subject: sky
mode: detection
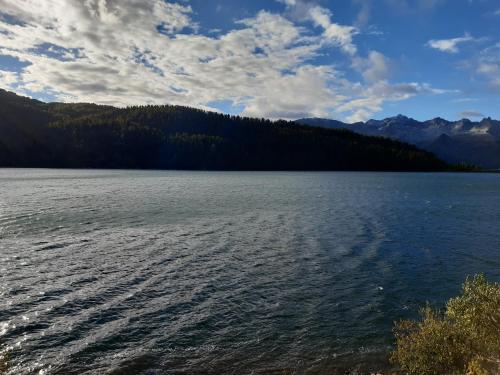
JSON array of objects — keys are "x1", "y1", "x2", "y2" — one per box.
[{"x1": 0, "y1": 0, "x2": 499, "y2": 122}]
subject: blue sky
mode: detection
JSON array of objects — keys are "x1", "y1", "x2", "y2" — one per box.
[{"x1": 0, "y1": 0, "x2": 499, "y2": 122}]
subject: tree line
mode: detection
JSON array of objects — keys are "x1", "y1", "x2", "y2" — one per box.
[{"x1": 0, "y1": 89, "x2": 448, "y2": 171}]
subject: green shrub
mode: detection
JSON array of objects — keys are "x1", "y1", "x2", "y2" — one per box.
[{"x1": 391, "y1": 275, "x2": 500, "y2": 375}]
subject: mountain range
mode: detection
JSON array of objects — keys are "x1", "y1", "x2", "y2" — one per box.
[
  {"x1": 298, "y1": 115, "x2": 500, "y2": 169},
  {"x1": 0, "y1": 89, "x2": 447, "y2": 171}
]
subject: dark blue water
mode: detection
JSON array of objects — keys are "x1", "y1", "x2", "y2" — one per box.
[{"x1": 1, "y1": 170, "x2": 499, "y2": 374}]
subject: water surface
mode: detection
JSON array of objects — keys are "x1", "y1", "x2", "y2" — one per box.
[{"x1": 1, "y1": 170, "x2": 500, "y2": 374}]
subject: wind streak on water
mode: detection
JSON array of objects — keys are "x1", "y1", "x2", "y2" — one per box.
[{"x1": 0, "y1": 169, "x2": 499, "y2": 374}]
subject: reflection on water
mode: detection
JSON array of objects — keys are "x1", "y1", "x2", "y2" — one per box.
[{"x1": 1, "y1": 169, "x2": 499, "y2": 374}]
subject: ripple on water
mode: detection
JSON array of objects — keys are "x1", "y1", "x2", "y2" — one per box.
[{"x1": 1, "y1": 170, "x2": 500, "y2": 374}]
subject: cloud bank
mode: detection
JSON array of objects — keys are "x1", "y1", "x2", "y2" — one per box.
[{"x1": 0, "y1": 0, "x2": 448, "y2": 121}]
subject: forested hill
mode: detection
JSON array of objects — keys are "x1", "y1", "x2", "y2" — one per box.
[{"x1": 0, "y1": 89, "x2": 448, "y2": 171}]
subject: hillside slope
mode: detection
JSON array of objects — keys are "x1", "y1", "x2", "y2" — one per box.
[{"x1": 0, "y1": 89, "x2": 447, "y2": 171}]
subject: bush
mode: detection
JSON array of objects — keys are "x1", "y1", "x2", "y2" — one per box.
[{"x1": 391, "y1": 275, "x2": 500, "y2": 375}]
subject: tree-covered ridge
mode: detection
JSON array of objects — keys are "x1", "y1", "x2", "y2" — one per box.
[{"x1": 0, "y1": 89, "x2": 448, "y2": 171}]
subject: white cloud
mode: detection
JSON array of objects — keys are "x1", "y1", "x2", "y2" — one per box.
[
  {"x1": 340, "y1": 81, "x2": 446, "y2": 122},
  {"x1": 477, "y1": 62, "x2": 500, "y2": 89},
  {"x1": 458, "y1": 110, "x2": 484, "y2": 119},
  {"x1": 426, "y1": 33, "x2": 475, "y2": 53},
  {"x1": 385, "y1": 0, "x2": 446, "y2": 12},
  {"x1": 278, "y1": 0, "x2": 358, "y2": 55},
  {"x1": 471, "y1": 44, "x2": 500, "y2": 90},
  {"x1": 452, "y1": 97, "x2": 478, "y2": 103},
  {"x1": 353, "y1": 50, "x2": 390, "y2": 82},
  {"x1": 454, "y1": 43, "x2": 500, "y2": 91},
  {"x1": 353, "y1": 0, "x2": 372, "y2": 28},
  {"x1": 308, "y1": 6, "x2": 358, "y2": 55},
  {"x1": 0, "y1": 0, "x2": 447, "y2": 121},
  {"x1": 0, "y1": 70, "x2": 20, "y2": 87}
]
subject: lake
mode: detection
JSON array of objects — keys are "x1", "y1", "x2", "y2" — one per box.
[{"x1": 1, "y1": 169, "x2": 499, "y2": 374}]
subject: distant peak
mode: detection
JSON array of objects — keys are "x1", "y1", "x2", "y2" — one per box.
[
  {"x1": 431, "y1": 117, "x2": 448, "y2": 122},
  {"x1": 365, "y1": 114, "x2": 412, "y2": 124},
  {"x1": 386, "y1": 114, "x2": 413, "y2": 122}
]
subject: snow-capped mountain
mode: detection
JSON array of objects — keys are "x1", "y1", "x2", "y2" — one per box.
[{"x1": 298, "y1": 116, "x2": 500, "y2": 169}]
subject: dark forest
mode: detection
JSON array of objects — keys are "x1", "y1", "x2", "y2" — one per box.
[{"x1": 0, "y1": 89, "x2": 448, "y2": 171}]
